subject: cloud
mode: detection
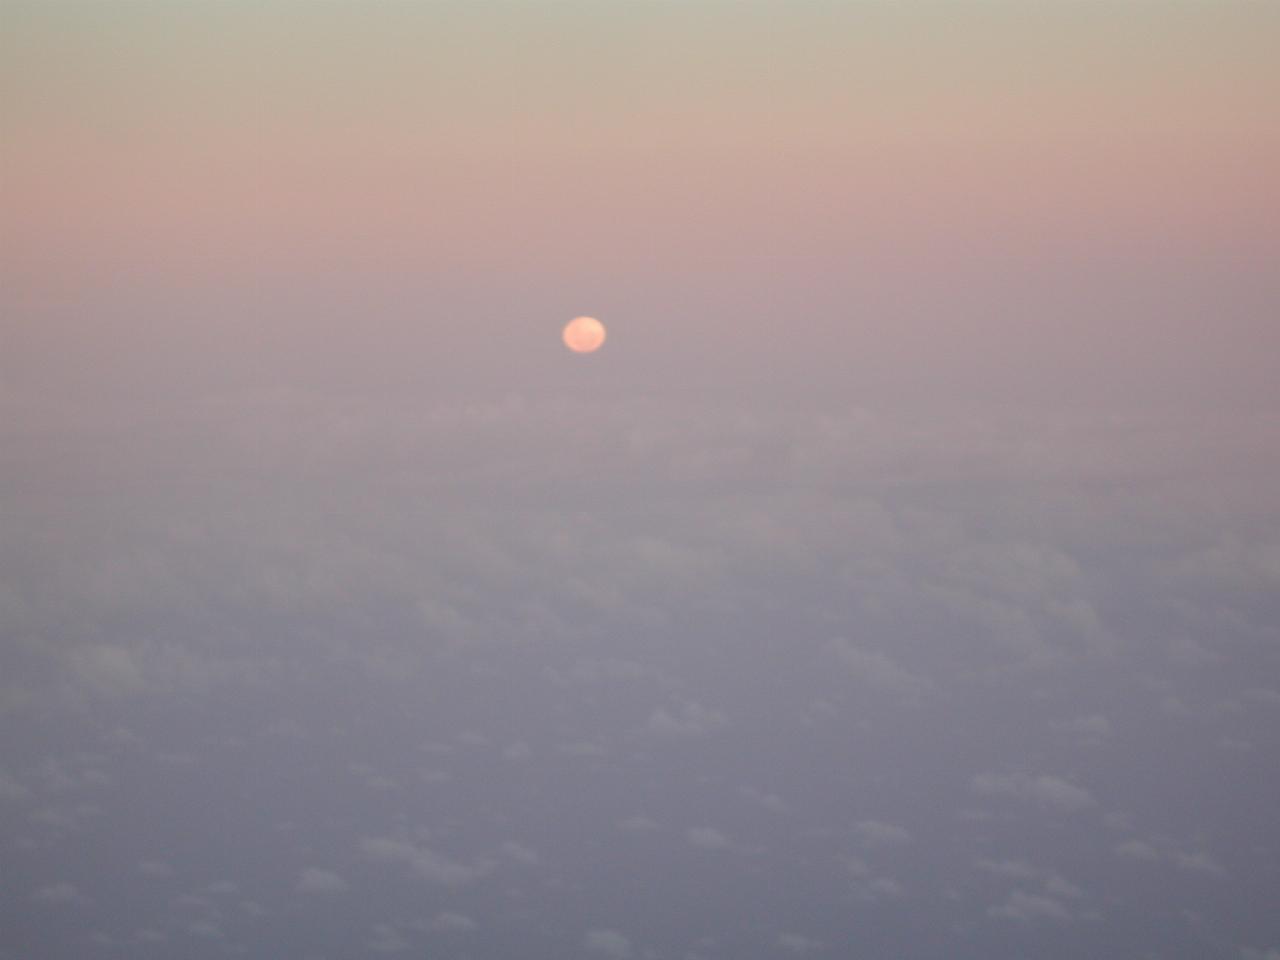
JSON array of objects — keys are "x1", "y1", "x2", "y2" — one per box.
[
  {"x1": 976, "y1": 859, "x2": 1083, "y2": 901},
  {"x1": 687, "y1": 826, "x2": 731, "y2": 850},
  {"x1": 618, "y1": 815, "x2": 659, "y2": 832},
  {"x1": 32, "y1": 882, "x2": 81, "y2": 904},
  {"x1": 360, "y1": 836, "x2": 490, "y2": 886},
  {"x1": 1112, "y1": 838, "x2": 1226, "y2": 876},
  {"x1": 503, "y1": 741, "x2": 533, "y2": 761},
  {"x1": 585, "y1": 928, "x2": 633, "y2": 958},
  {"x1": 552, "y1": 658, "x2": 656, "y2": 686},
  {"x1": 188, "y1": 919, "x2": 223, "y2": 938},
  {"x1": 1115, "y1": 839, "x2": 1161, "y2": 861},
  {"x1": 3, "y1": 368, "x2": 1277, "y2": 955},
  {"x1": 295, "y1": 868, "x2": 348, "y2": 894},
  {"x1": 1045, "y1": 874, "x2": 1083, "y2": 899},
  {"x1": 853, "y1": 820, "x2": 912, "y2": 847},
  {"x1": 559, "y1": 740, "x2": 609, "y2": 757},
  {"x1": 0, "y1": 770, "x2": 30, "y2": 801},
  {"x1": 1175, "y1": 851, "x2": 1226, "y2": 876},
  {"x1": 1053, "y1": 713, "x2": 1111, "y2": 739},
  {"x1": 368, "y1": 922, "x2": 410, "y2": 953},
  {"x1": 855, "y1": 880, "x2": 906, "y2": 901},
  {"x1": 31, "y1": 800, "x2": 103, "y2": 831},
  {"x1": 844, "y1": 857, "x2": 906, "y2": 901},
  {"x1": 975, "y1": 859, "x2": 1039, "y2": 879},
  {"x1": 501, "y1": 840, "x2": 538, "y2": 864},
  {"x1": 739, "y1": 786, "x2": 787, "y2": 813},
  {"x1": 66, "y1": 644, "x2": 144, "y2": 696},
  {"x1": 829, "y1": 639, "x2": 930, "y2": 697},
  {"x1": 778, "y1": 932, "x2": 824, "y2": 953},
  {"x1": 988, "y1": 890, "x2": 1071, "y2": 922},
  {"x1": 173, "y1": 893, "x2": 215, "y2": 911},
  {"x1": 1243, "y1": 688, "x2": 1280, "y2": 707},
  {"x1": 646, "y1": 701, "x2": 727, "y2": 738},
  {"x1": 969, "y1": 773, "x2": 1096, "y2": 812},
  {"x1": 426, "y1": 911, "x2": 477, "y2": 932}
]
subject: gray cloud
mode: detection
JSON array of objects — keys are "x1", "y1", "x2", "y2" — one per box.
[
  {"x1": 367, "y1": 922, "x2": 409, "y2": 953},
  {"x1": 778, "y1": 932, "x2": 825, "y2": 953},
  {"x1": 687, "y1": 826, "x2": 732, "y2": 850},
  {"x1": 969, "y1": 773, "x2": 1096, "y2": 813},
  {"x1": 425, "y1": 911, "x2": 477, "y2": 932},
  {"x1": 646, "y1": 701, "x2": 727, "y2": 738},
  {"x1": 988, "y1": 890, "x2": 1071, "y2": 922},
  {"x1": 852, "y1": 820, "x2": 913, "y2": 847},
  {"x1": 32, "y1": 882, "x2": 81, "y2": 905},
  {"x1": 584, "y1": 928, "x2": 633, "y2": 958},
  {"x1": 359, "y1": 837, "x2": 490, "y2": 886},
  {"x1": 295, "y1": 868, "x2": 348, "y2": 895},
  {"x1": 3, "y1": 364, "x2": 1277, "y2": 958}
]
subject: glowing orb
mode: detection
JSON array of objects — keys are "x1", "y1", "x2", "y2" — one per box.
[{"x1": 562, "y1": 316, "x2": 606, "y2": 354}]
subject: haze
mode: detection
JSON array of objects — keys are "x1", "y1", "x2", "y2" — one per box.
[{"x1": 2, "y1": 3, "x2": 1278, "y2": 958}]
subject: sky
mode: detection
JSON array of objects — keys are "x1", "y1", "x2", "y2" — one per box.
[{"x1": 2, "y1": 2, "x2": 1279, "y2": 958}]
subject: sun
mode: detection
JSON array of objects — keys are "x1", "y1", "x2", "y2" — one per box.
[{"x1": 562, "y1": 316, "x2": 606, "y2": 354}]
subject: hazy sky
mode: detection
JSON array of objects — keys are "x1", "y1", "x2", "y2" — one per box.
[{"x1": 2, "y1": 3, "x2": 1278, "y2": 958}]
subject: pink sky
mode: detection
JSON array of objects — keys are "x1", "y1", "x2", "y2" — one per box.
[{"x1": 3, "y1": 3, "x2": 1277, "y2": 407}]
